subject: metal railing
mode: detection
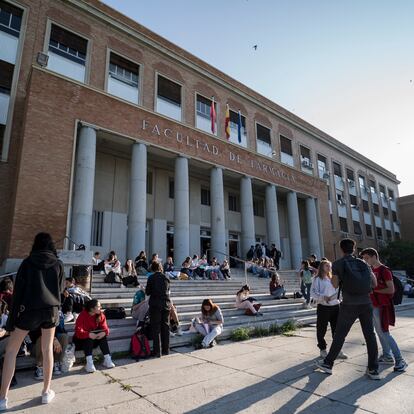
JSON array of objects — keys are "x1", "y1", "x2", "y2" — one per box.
[{"x1": 205, "y1": 249, "x2": 250, "y2": 285}]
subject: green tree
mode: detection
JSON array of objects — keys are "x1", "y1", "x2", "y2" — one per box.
[{"x1": 379, "y1": 241, "x2": 414, "y2": 276}]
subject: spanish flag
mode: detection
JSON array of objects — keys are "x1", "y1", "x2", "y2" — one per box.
[
  {"x1": 210, "y1": 97, "x2": 216, "y2": 134},
  {"x1": 225, "y1": 104, "x2": 231, "y2": 139}
]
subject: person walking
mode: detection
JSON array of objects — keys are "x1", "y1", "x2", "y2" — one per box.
[
  {"x1": 0, "y1": 233, "x2": 65, "y2": 410},
  {"x1": 316, "y1": 239, "x2": 379, "y2": 380},
  {"x1": 299, "y1": 260, "x2": 315, "y2": 308},
  {"x1": 361, "y1": 248, "x2": 408, "y2": 372},
  {"x1": 145, "y1": 261, "x2": 171, "y2": 357},
  {"x1": 311, "y1": 260, "x2": 347, "y2": 360}
]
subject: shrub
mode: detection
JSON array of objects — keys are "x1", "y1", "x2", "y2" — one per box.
[{"x1": 230, "y1": 327, "x2": 251, "y2": 341}]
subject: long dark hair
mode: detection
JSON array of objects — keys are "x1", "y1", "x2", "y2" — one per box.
[
  {"x1": 302, "y1": 260, "x2": 310, "y2": 271},
  {"x1": 201, "y1": 298, "x2": 218, "y2": 316},
  {"x1": 236, "y1": 284, "x2": 250, "y2": 295},
  {"x1": 31, "y1": 232, "x2": 56, "y2": 255},
  {"x1": 85, "y1": 299, "x2": 102, "y2": 323}
]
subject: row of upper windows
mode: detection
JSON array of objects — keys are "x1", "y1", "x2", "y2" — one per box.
[{"x1": 40, "y1": 22, "x2": 391, "y2": 183}]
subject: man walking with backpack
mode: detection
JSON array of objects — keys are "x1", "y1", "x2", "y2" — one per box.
[
  {"x1": 316, "y1": 239, "x2": 380, "y2": 379},
  {"x1": 361, "y1": 248, "x2": 408, "y2": 372}
]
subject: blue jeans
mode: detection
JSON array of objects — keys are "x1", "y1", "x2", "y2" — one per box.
[
  {"x1": 301, "y1": 282, "x2": 312, "y2": 304},
  {"x1": 373, "y1": 306, "x2": 402, "y2": 362}
]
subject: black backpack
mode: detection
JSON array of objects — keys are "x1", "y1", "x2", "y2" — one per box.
[
  {"x1": 104, "y1": 271, "x2": 121, "y2": 284},
  {"x1": 342, "y1": 256, "x2": 372, "y2": 295},
  {"x1": 379, "y1": 266, "x2": 404, "y2": 306},
  {"x1": 104, "y1": 307, "x2": 126, "y2": 319}
]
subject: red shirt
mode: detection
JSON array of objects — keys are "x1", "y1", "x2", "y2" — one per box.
[
  {"x1": 74, "y1": 309, "x2": 110, "y2": 339},
  {"x1": 370, "y1": 265, "x2": 393, "y2": 308}
]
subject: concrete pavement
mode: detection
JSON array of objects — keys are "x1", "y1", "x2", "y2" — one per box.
[{"x1": 4, "y1": 306, "x2": 414, "y2": 413}]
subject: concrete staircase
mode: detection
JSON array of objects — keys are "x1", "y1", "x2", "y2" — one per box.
[{"x1": 61, "y1": 268, "x2": 316, "y2": 354}]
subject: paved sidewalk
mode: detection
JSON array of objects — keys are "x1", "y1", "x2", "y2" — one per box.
[{"x1": 4, "y1": 306, "x2": 414, "y2": 413}]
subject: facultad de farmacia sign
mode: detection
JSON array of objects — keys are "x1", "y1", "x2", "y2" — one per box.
[{"x1": 140, "y1": 119, "x2": 297, "y2": 183}]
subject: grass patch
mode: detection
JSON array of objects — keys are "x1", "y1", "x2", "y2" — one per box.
[
  {"x1": 230, "y1": 320, "x2": 299, "y2": 342},
  {"x1": 230, "y1": 327, "x2": 251, "y2": 341}
]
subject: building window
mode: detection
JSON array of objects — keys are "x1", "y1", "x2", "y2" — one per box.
[
  {"x1": 353, "y1": 221, "x2": 362, "y2": 235},
  {"x1": 383, "y1": 207, "x2": 389, "y2": 218},
  {"x1": 333, "y1": 162, "x2": 342, "y2": 177},
  {"x1": 168, "y1": 178, "x2": 174, "y2": 199},
  {"x1": 0, "y1": 124, "x2": 5, "y2": 156},
  {"x1": 91, "y1": 210, "x2": 104, "y2": 246},
  {"x1": 388, "y1": 189, "x2": 394, "y2": 200},
  {"x1": 156, "y1": 75, "x2": 181, "y2": 121},
  {"x1": 346, "y1": 168, "x2": 356, "y2": 188},
  {"x1": 395, "y1": 232, "x2": 400, "y2": 240},
  {"x1": 256, "y1": 123, "x2": 271, "y2": 156},
  {"x1": 0, "y1": 1, "x2": 22, "y2": 38},
  {"x1": 369, "y1": 179, "x2": 376, "y2": 194},
  {"x1": 228, "y1": 109, "x2": 247, "y2": 147},
  {"x1": 147, "y1": 171, "x2": 153, "y2": 195},
  {"x1": 317, "y1": 154, "x2": 329, "y2": 179},
  {"x1": 339, "y1": 217, "x2": 348, "y2": 233},
  {"x1": 47, "y1": 24, "x2": 88, "y2": 82},
  {"x1": 253, "y1": 198, "x2": 264, "y2": 217},
  {"x1": 300, "y1": 146, "x2": 313, "y2": 173},
  {"x1": 201, "y1": 188, "x2": 211, "y2": 206},
  {"x1": 373, "y1": 203, "x2": 379, "y2": 215},
  {"x1": 386, "y1": 230, "x2": 392, "y2": 241},
  {"x1": 280, "y1": 135, "x2": 294, "y2": 166},
  {"x1": 0, "y1": 60, "x2": 13, "y2": 127},
  {"x1": 108, "y1": 52, "x2": 139, "y2": 104},
  {"x1": 392, "y1": 211, "x2": 397, "y2": 222},
  {"x1": 196, "y1": 94, "x2": 216, "y2": 135},
  {"x1": 376, "y1": 227, "x2": 383, "y2": 239},
  {"x1": 228, "y1": 193, "x2": 240, "y2": 212},
  {"x1": 349, "y1": 194, "x2": 358, "y2": 206},
  {"x1": 362, "y1": 199, "x2": 369, "y2": 212},
  {"x1": 366, "y1": 224, "x2": 373, "y2": 237},
  {"x1": 379, "y1": 184, "x2": 386, "y2": 200}
]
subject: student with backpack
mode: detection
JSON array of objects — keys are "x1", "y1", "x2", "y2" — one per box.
[
  {"x1": 361, "y1": 248, "x2": 408, "y2": 372},
  {"x1": 299, "y1": 260, "x2": 316, "y2": 309},
  {"x1": 145, "y1": 261, "x2": 171, "y2": 357},
  {"x1": 316, "y1": 239, "x2": 380, "y2": 380}
]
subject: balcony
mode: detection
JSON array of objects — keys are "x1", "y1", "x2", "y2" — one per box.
[
  {"x1": 281, "y1": 152, "x2": 294, "y2": 167},
  {"x1": 156, "y1": 96, "x2": 181, "y2": 121},
  {"x1": 363, "y1": 212, "x2": 372, "y2": 225},
  {"x1": 334, "y1": 175, "x2": 344, "y2": 191}
]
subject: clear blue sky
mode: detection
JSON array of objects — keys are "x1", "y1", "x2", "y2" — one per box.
[{"x1": 103, "y1": 0, "x2": 414, "y2": 196}]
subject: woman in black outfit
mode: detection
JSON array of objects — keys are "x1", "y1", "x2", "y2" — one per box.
[
  {"x1": 0, "y1": 233, "x2": 65, "y2": 409},
  {"x1": 145, "y1": 261, "x2": 171, "y2": 357}
]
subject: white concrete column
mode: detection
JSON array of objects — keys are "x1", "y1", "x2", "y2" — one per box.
[
  {"x1": 265, "y1": 184, "x2": 281, "y2": 249},
  {"x1": 70, "y1": 126, "x2": 96, "y2": 248},
  {"x1": 240, "y1": 176, "x2": 255, "y2": 257},
  {"x1": 287, "y1": 191, "x2": 303, "y2": 269},
  {"x1": 210, "y1": 167, "x2": 226, "y2": 262},
  {"x1": 306, "y1": 197, "x2": 322, "y2": 259},
  {"x1": 127, "y1": 142, "x2": 147, "y2": 259},
  {"x1": 174, "y1": 156, "x2": 190, "y2": 264}
]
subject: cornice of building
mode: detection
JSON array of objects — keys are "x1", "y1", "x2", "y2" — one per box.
[{"x1": 63, "y1": 0, "x2": 399, "y2": 184}]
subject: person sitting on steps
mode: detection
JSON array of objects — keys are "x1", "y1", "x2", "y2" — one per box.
[
  {"x1": 269, "y1": 273, "x2": 287, "y2": 299},
  {"x1": 235, "y1": 285, "x2": 263, "y2": 316},
  {"x1": 72, "y1": 299, "x2": 115, "y2": 373},
  {"x1": 121, "y1": 259, "x2": 139, "y2": 287},
  {"x1": 194, "y1": 299, "x2": 224, "y2": 348}
]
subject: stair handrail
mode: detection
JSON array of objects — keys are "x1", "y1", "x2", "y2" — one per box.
[
  {"x1": 55, "y1": 235, "x2": 81, "y2": 250},
  {"x1": 205, "y1": 249, "x2": 250, "y2": 285}
]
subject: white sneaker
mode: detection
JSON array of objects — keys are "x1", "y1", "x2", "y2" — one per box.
[
  {"x1": 41, "y1": 389, "x2": 55, "y2": 404},
  {"x1": 85, "y1": 360, "x2": 96, "y2": 373},
  {"x1": 176, "y1": 326, "x2": 183, "y2": 336},
  {"x1": 72, "y1": 312, "x2": 79, "y2": 322},
  {"x1": 64, "y1": 312, "x2": 74, "y2": 323},
  {"x1": 103, "y1": 356, "x2": 115, "y2": 369},
  {"x1": 0, "y1": 398, "x2": 8, "y2": 411},
  {"x1": 320, "y1": 349, "x2": 328, "y2": 358},
  {"x1": 338, "y1": 351, "x2": 348, "y2": 360}
]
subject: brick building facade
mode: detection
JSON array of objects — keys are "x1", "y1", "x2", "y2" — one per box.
[{"x1": 0, "y1": 0, "x2": 401, "y2": 272}]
